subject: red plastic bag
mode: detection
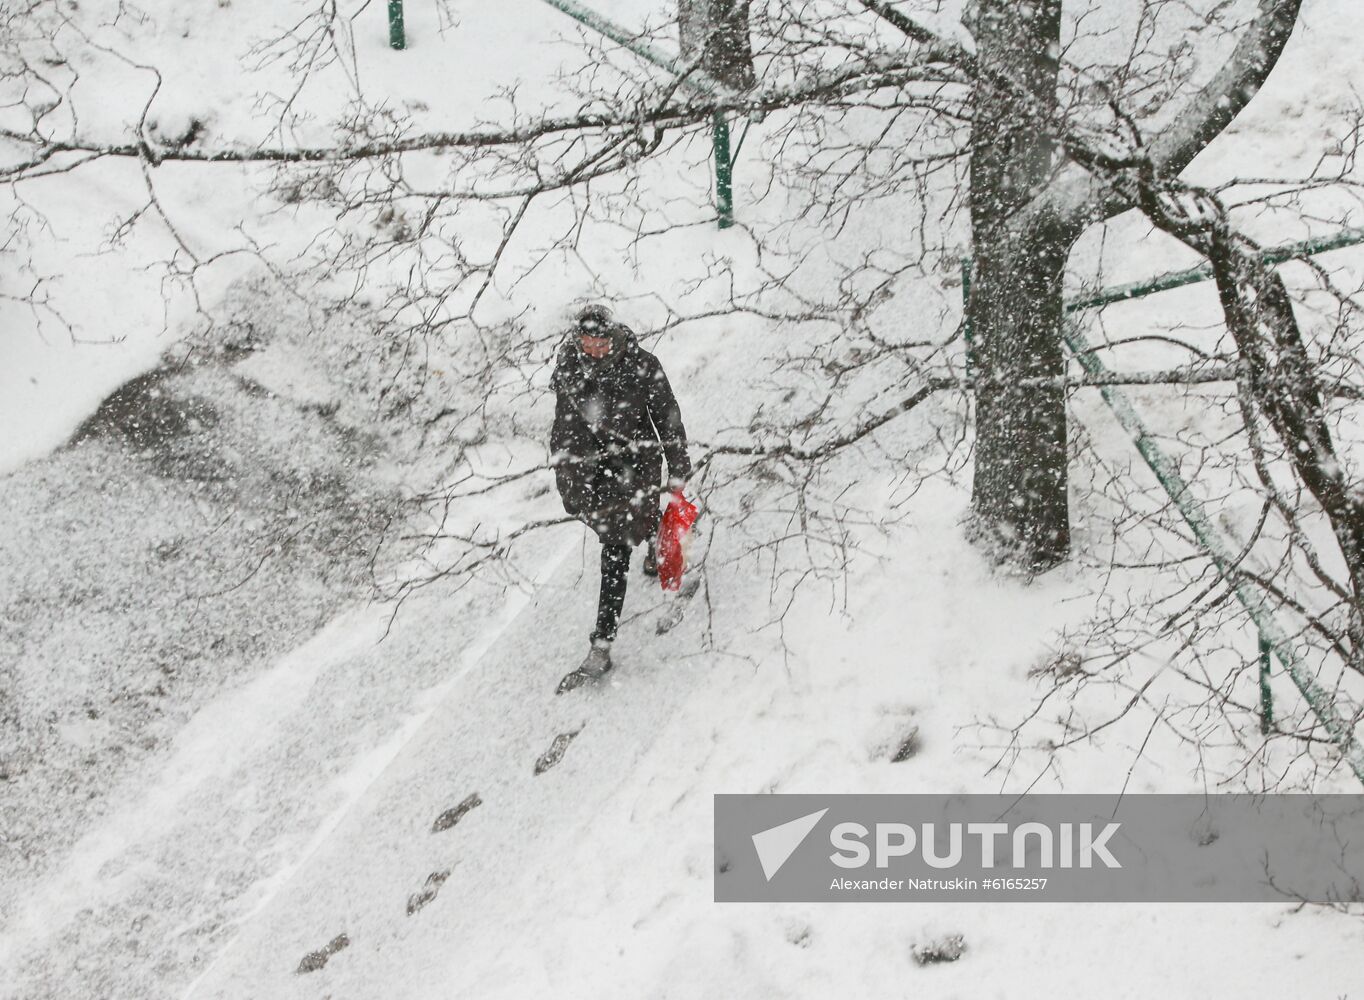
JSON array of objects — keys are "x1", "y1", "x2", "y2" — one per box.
[{"x1": 656, "y1": 491, "x2": 699, "y2": 591}]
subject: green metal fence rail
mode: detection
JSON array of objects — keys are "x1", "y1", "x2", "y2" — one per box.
[
  {"x1": 1063, "y1": 318, "x2": 1364, "y2": 784},
  {"x1": 1064, "y1": 226, "x2": 1364, "y2": 758},
  {"x1": 965, "y1": 227, "x2": 1364, "y2": 355},
  {"x1": 537, "y1": 0, "x2": 725, "y2": 92},
  {"x1": 959, "y1": 227, "x2": 1364, "y2": 781},
  {"x1": 1066, "y1": 225, "x2": 1364, "y2": 313},
  {"x1": 534, "y1": 0, "x2": 739, "y2": 228}
]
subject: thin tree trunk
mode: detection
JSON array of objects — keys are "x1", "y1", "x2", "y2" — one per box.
[
  {"x1": 966, "y1": 0, "x2": 1075, "y2": 571},
  {"x1": 679, "y1": 0, "x2": 754, "y2": 90}
]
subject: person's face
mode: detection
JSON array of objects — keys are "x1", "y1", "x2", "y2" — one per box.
[{"x1": 579, "y1": 333, "x2": 612, "y2": 359}]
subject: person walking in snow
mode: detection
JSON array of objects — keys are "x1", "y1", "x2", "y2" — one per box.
[{"x1": 550, "y1": 304, "x2": 691, "y2": 691}]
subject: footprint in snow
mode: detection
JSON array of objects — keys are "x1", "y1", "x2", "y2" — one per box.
[
  {"x1": 913, "y1": 933, "x2": 966, "y2": 965},
  {"x1": 655, "y1": 576, "x2": 702, "y2": 635},
  {"x1": 866, "y1": 705, "x2": 921, "y2": 762},
  {"x1": 406, "y1": 870, "x2": 451, "y2": 916},
  {"x1": 432, "y1": 792, "x2": 482, "y2": 833},
  {"x1": 534, "y1": 729, "x2": 581, "y2": 775},
  {"x1": 296, "y1": 933, "x2": 349, "y2": 974},
  {"x1": 890, "y1": 725, "x2": 921, "y2": 762}
]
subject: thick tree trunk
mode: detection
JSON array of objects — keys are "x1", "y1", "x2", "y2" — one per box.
[
  {"x1": 968, "y1": 226, "x2": 1073, "y2": 570},
  {"x1": 678, "y1": 0, "x2": 755, "y2": 90},
  {"x1": 966, "y1": 0, "x2": 1075, "y2": 572}
]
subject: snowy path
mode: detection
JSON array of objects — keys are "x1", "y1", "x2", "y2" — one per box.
[
  {"x1": 181, "y1": 537, "x2": 730, "y2": 998},
  {"x1": 0, "y1": 525, "x2": 581, "y2": 998},
  {"x1": 1, "y1": 520, "x2": 732, "y2": 1000}
]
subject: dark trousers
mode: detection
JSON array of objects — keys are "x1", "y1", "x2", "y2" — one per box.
[{"x1": 591, "y1": 542, "x2": 632, "y2": 643}]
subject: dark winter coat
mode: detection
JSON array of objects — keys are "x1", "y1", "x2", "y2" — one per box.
[{"x1": 550, "y1": 327, "x2": 692, "y2": 547}]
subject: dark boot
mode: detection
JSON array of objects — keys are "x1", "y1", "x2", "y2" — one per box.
[
  {"x1": 578, "y1": 638, "x2": 613, "y2": 677},
  {"x1": 556, "y1": 639, "x2": 613, "y2": 694}
]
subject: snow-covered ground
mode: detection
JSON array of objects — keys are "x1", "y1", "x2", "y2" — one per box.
[{"x1": 4, "y1": 1, "x2": 1364, "y2": 998}]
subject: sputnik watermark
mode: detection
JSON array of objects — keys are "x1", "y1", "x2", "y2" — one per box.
[
  {"x1": 827, "y1": 819, "x2": 1122, "y2": 870},
  {"x1": 715, "y1": 794, "x2": 1364, "y2": 902}
]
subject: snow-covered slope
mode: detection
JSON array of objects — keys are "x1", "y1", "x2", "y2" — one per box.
[
  {"x1": 9, "y1": 454, "x2": 1361, "y2": 999},
  {"x1": 5, "y1": 0, "x2": 1364, "y2": 998}
]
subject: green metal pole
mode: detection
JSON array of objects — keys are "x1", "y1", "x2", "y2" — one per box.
[
  {"x1": 713, "y1": 112, "x2": 733, "y2": 229},
  {"x1": 960, "y1": 257, "x2": 974, "y2": 376},
  {"x1": 388, "y1": 0, "x2": 405, "y2": 50},
  {"x1": 1259, "y1": 634, "x2": 1274, "y2": 736}
]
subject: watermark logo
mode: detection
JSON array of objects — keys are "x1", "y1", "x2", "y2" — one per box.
[
  {"x1": 827, "y1": 820, "x2": 1122, "y2": 870},
  {"x1": 716, "y1": 794, "x2": 1364, "y2": 903},
  {"x1": 753, "y1": 808, "x2": 827, "y2": 880}
]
